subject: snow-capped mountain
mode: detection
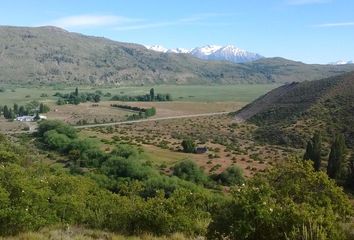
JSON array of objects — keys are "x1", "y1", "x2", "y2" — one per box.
[
  {"x1": 145, "y1": 44, "x2": 264, "y2": 63},
  {"x1": 330, "y1": 60, "x2": 354, "y2": 65},
  {"x1": 146, "y1": 45, "x2": 168, "y2": 53}
]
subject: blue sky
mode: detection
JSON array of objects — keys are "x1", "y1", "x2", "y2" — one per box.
[{"x1": 0, "y1": 0, "x2": 353, "y2": 63}]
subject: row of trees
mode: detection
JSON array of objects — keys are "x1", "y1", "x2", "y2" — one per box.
[
  {"x1": 1, "y1": 102, "x2": 49, "y2": 119},
  {"x1": 111, "y1": 88, "x2": 172, "y2": 102},
  {"x1": 55, "y1": 87, "x2": 101, "y2": 105},
  {"x1": 303, "y1": 132, "x2": 353, "y2": 188},
  {"x1": 111, "y1": 104, "x2": 157, "y2": 120}
]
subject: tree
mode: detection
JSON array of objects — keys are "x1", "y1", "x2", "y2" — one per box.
[
  {"x1": 39, "y1": 103, "x2": 50, "y2": 113},
  {"x1": 93, "y1": 94, "x2": 101, "y2": 103},
  {"x1": 327, "y1": 134, "x2": 346, "y2": 179},
  {"x1": 34, "y1": 112, "x2": 40, "y2": 121},
  {"x1": 303, "y1": 141, "x2": 313, "y2": 160},
  {"x1": 3, "y1": 105, "x2": 9, "y2": 118},
  {"x1": 312, "y1": 132, "x2": 322, "y2": 171},
  {"x1": 217, "y1": 166, "x2": 244, "y2": 186},
  {"x1": 13, "y1": 103, "x2": 18, "y2": 115},
  {"x1": 181, "y1": 139, "x2": 196, "y2": 153},
  {"x1": 18, "y1": 106, "x2": 26, "y2": 116},
  {"x1": 303, "y1": 132, "x2": 322, "y2": 171},
  {"x1": 150, "y1": 88, "x2": 155, "y2": 101},
  {"x1": 172, "y1": 160, "x2": 207, "y2": 184},
  {"x1": 75, "y1": 87, "x2": 79, "y2": 97}
]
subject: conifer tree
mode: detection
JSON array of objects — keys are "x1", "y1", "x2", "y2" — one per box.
[
  {"x1": 150, "y1": 88, "x2": 155, "y2": 101},
  {"x1": 303, "y1": 132, "x2": 322, "y2": 171},
  {"x1": 327, "y1": 134, "x2": 346, "y2": 179},
  {"x1": 312, "y1": 132, "x2": 322, "y2": 171}
]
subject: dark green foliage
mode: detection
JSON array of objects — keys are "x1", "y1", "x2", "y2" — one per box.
[
  {"x1": 55, "y1": 89, "x2": 101, "y2": 105},
  {"x1": 303, "y1": 132, "x2": 322, "y2": 171},
  {"x1": 43, "y1": 130, "x2": 71, "y2": 152},
  {"x1": 207, "y1": 160, "x2": 353, "y2": 240},
  {"x1": 111, "y1": 89, "x2": 172, "y2": 102},
  {"x1": 172, "y1": 160, "x2": 207, "y2": 184},
  {"x1": 39, "y1": 103, "x2": 50, "y2": 113},
  {"x1": 215, "y1": 166, "x2": 244, "y2": 186},
  {"x1": 303, "y1": 141, "x2": 313, "y2": 160},
  {"x1": 38, "y1": 120, "x2": 77, "y2": 138},
  {"x1": 181, "y1": 139, "x2": 196, "y2": 153},
  {"x1": 111, "y1": 104, "x2": 156, "y2": 120},
  {"x1": 34, "y1": 112, "x2": 40, "y2": 121},
  {"x1": 150, "y1": 88, "x2": 155, "y2": 101},
  {"x1": 327, "y1": 134, "x2": 346, "y2": 179}
]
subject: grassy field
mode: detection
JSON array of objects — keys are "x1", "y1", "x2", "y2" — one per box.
[{"x1": 0, "y1": 84, "x2": 279, "y2": 105}]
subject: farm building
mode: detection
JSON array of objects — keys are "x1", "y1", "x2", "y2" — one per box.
[{"x1": 15, "y1": 115, "x2": 47, "y2": 122}]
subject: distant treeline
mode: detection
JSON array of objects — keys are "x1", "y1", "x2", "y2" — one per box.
[
  {"x1": 55, "y1": 87, "x2": 101, "y2": 105},
  {"x1": 111, "y1": 104, "x2": 156, "y2": 120},
  {"x1": 0, "y1": 101, "x2": 49, "y2": 119},
  {"x1": 111, "y1": 88, "x2": 172, "y2": 102}
]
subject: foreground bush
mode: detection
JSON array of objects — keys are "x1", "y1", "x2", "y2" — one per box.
[{"x1": 207, "y1": 160, "x2": 353, "y2": 240}]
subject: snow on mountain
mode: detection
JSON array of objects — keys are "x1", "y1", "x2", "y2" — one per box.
[
  {"x1": 189, "y1": 45, "x2": 223, "y2": 59},
  {"x1": 145, "y1": 45, "x2": 168, "y2": 53},
  {"x1": 146, "y1": 44, "x2": 263, "y2": 63},
  {"x1": 167, "y1": 48, "x2": 190, "y2": 54},
  {"x1": 330, "y1": 60, "x2": 354, "y2": 65}
]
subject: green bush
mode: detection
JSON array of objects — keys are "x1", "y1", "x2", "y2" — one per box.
[
  {"x1": 207, "y1": 160, "x2": 353, "y2": 240},
  {"x1": 173, "y1": 160, "x2": 207, "y2": 185},
  {"x1": 216, "y1": 165, "x2": 244, "y2": 186}
]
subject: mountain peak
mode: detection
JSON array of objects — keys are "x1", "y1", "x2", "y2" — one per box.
[{"x1": 146, "y1": 44, "x2": 264, "y2": 63}]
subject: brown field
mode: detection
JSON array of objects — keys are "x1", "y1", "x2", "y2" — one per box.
[{"x1": 81, "y1": 114, "x2": 299, "y2": 177}]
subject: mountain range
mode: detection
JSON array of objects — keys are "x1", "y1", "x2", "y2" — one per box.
[
  {"x1": 1, "y1": 25, "x2": 354, "y2": 86},
  {"x1": 146, "y1": 44, "x2": 264, "y2": 63}
]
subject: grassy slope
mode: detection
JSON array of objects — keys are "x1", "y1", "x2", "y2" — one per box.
[
  {"x1": 1, "y1": 26, "x2": 354, "y2": 85},
  {"x1": 236, "y1": 72, "x2": 354, "y2": 148}
]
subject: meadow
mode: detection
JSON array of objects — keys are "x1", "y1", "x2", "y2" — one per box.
[{"x1": 0, "y1": 84, "x2": 279, "y2": 105}]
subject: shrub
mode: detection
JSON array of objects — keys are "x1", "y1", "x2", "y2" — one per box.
[{"x1": 172, "y1": 160, "x2": 207, "y2": 184}]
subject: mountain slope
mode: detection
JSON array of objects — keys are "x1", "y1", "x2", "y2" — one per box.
[
  {"x1": 236, "y1": 72, "x2": 354, "y2": 147},
  {"x1": 1, "y1": 26, "x2": 354, "y2": 85}
]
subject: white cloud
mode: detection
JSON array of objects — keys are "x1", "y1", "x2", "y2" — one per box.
[
  {"x1": 313, "y1": 21, "x2": 354, "y2": 27},
  {"x1": 287, "y1": 0, "x2": 331, "y2": 5},
  {"x1": 45, "y1": 13, "x2": 230, "y2": 31},
  {"x1": 48, "y1": 14, "x2": 141, "y2": 28}
]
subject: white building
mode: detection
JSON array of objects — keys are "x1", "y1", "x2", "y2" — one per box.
[
  {"x1": 15, "y1": 115, "x2": 47, "y2": 122},
  {"x1": 15, "y1": 116, "x2": 35, "y2": 122}
]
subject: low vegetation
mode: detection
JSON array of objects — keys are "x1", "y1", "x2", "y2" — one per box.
[{"x1": 0, "y1": 120, "x2": 353, "y2": 239}]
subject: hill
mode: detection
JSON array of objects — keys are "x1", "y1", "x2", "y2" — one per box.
[
  {"x1": 1, "y1": 26, "x2": 354, "y2": 85},
  {"x1": 236, "y1": 72, "x2": 354, "y2": 147}
]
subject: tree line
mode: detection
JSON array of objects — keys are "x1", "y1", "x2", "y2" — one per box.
[
  {"x1": 0, "y1": 102, "x2": 50, "y2": 119},
  {"x1": 111, "y1": 104, "x2": 156, "y2": 120},
  {"x1": 111, "y1": 88, "x2": 172, "y2": 102},
  {"x1": 55, "y1": 87, "x2": 101, "y2": 105}
]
